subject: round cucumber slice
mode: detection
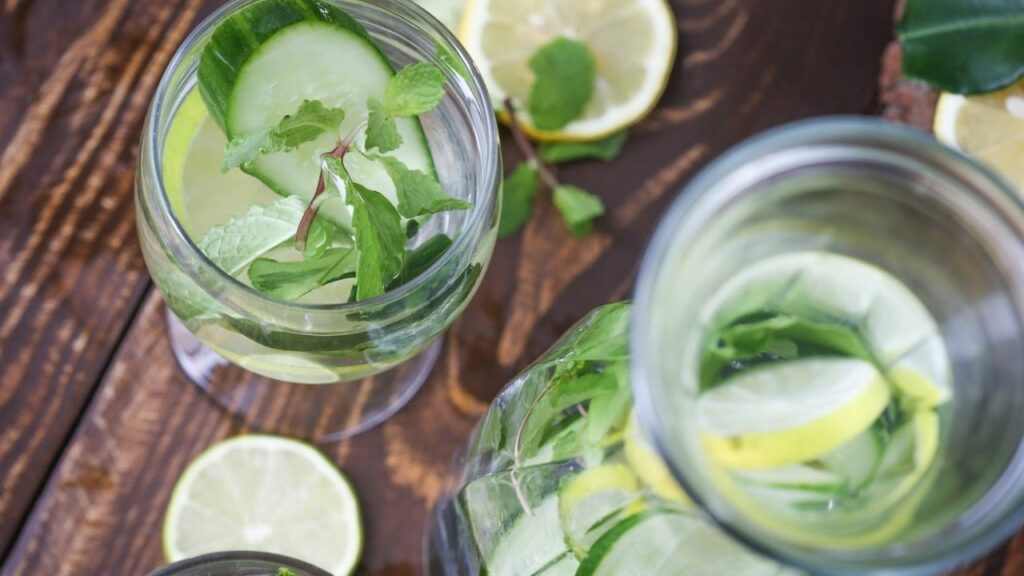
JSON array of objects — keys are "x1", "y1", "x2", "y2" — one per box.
[
  {"x1": 485, "y1": 496, "x2": 571, "y2": 576},
  {"x1": 199, "y1": 0, "x2": 437, "y2": 229},
  {"x1": 577, "y1": 510, "x2": 786, "y2": 576}
]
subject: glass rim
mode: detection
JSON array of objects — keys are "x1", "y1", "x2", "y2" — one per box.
[
  {"x1": 630, "y1": 116, "x2": 1024, "y2": 574},
  {"x1": 145, "y1": 0, "x2": 499, "y2": 313},
  {"x1": 147, "y1": 551, "x2": 334, "y2": 576}
]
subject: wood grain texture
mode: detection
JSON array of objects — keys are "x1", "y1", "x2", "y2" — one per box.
[
  {"x1": 0, "y1": 0, "x2": 212, "y2": 556},
  {"x1": 2, "y1": 0, "x2": 1018, "y2": 574}
]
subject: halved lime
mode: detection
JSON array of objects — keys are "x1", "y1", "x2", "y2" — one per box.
[{"x1": 163, "y1": 435, "x2": 362, "y2": 575}]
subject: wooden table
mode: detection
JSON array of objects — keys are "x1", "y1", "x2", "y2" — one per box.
[{"x1": 1, "y1": 0, "x2": 1021, "y2": 574}]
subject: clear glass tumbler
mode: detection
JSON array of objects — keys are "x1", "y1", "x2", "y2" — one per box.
[
  {"x1": 136, "y1": 0, "x2": 499, "y2": 441},
  {"x1": 428, "y1": 118, "x2": 1024, "y2": 576},
  {"x1": 148, "y1": 551, "x2": 331, "y2": 576},
  {"x1": 632, "y1": 117, "x2": 1024, "y2": 574}
]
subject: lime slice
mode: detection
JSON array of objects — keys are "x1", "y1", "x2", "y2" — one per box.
[
  {"x1": 459, "y1": 0, "x2": 676, "y2": 140},
  {"x1": 623, "y1": 416, "x2": 691, "y2": 505},
  {"x1": 934, "y1": 79, "x2": 1024, "y2": 191},
  {"x1": 162, "y1": 90, "x2": 208, "y2": 235},
  {"x1": 558, "y1": 464, "x2": 642, "y2": 557},
  {"x1": 699, "y1": 358, "x2": 891, "y2": 470},
  {"x1": 163, "y1": 435, "x2": 362, "y2": 575}
]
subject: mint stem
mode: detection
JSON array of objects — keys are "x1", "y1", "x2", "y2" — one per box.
[
  {"x1": 504, "y1": 98, "x2": 560, "y2": 191},
  {"x1": 294, "y1": 121, "x2": 368, "y2": 249}
]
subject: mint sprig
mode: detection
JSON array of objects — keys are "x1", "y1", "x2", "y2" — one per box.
[
  {"x1": 223, "y1": 100, "x2": 345, "y2": 171},
  {"x1": 539, "y1": 131, "x2": 627, "y2": 164},
  {"x1": 500, "y1": 99, "x2": 605, "y2": 237}
]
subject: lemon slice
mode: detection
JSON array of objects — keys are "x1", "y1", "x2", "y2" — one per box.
[
  {"x1": 459, "y1": 0, "x2": 676, "y2": 140},
  {"x1": 699, "y1": 358, "x2": 891, "y2": 470},
  {"x1": 558, "y1": 464, "x2": 643, "y2": 557},
  {"x1": 163, "y1": 435, "x2": 362, "y2": 575},
  {"x1": 934, "y1": 79, "x2": 1024, "y2": 192},
  {"x1": 623, "y1": 416, "x2": 691, "y2": 505}
]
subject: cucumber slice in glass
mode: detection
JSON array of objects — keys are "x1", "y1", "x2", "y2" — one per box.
[
  {"x1": 199, "y1": 0, "x2": 437, "y2": 230},
  {"x1": 577, "y1": 510, "x2": 787, "y2": 576}
]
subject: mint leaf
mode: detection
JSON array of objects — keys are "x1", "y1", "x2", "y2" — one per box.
[
  {"x1": 277, "y1": 569, "x2": 299, "y2": 576},
  {"x1": 273, "y1": 99, "x2": 345, "y2": 146},
  {"x1": 375, "y1": 155, "x2": 471, "y2": 218},
  {"x1": 498, "y1": 162, "x2": 540, "y2": 238},
  {"x1": 222, "y1": 128, "x2": 273, "y2": 171},
  {"x1": 348, "y1": 182, "x2": 405, "y2": 300},
  {"x1": 365, "y1": 97, "x2": 403, "y2": 153},
  {"x1": 198, "y1": 196, "x2": 317, "y2": 274},
  {"x1": 539, "y1": 131, "x2": 627, "y2": 164},
  {"x1": 222, "y1": 99, "x2": 344, "y2": 171},
  {"x1": 700, "y1": 312, "x2": 872, "y2": 392},
  {"x1": 553, "y1": 185, "x2": 604, "y2": 236},
  {"x1": 383, "y1": 63, "x2": 447, "y2": 117},
  {"x1": 303, "y1": 213, "x2": 335, "y2": 259},
  {"x1": 898, "y1": 0, "x2": 1024, "y2": 94},
  {"x1": 248, "y1": 247, "x2": 357, "y2": 300},
  {"x1": 528, "y1": 38, "x2": 595, "y2": 131},
  {"x1": 389, "y1": 233, "x2": 453, "y2": 288}
]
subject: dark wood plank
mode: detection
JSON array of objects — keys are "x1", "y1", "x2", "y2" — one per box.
[
  {"x1": 0, "y1": 0, "x2": 919, "y2": 574},
  {"x1": 0, "y1": 0, "x2": 219, "y2": 556}
]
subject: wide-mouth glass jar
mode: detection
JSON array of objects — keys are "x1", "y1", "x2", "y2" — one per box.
[
  {"x1": 136, "y1": 0, "x2": 499, "y2": 441},
  {"x1": 148, "y1": 551, "x2": 332, "y2": 576},
  {"x1": 633, "y1": 118, "x2": 1024, "y2": 574},
  {"x1": 428, "y1": 118, "x2": 1024, "y2": 576}
]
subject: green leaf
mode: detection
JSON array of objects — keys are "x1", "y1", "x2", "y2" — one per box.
[
  {"x1": 277, "y1": 569, "x2": 299, "y2": 576},
  {"x1": 700, "y1": 312, "x2": 872, "y2": 392},
  {"x1": 248, "y1": 247, "x2": 357, "y2": 301},
  {"x1": 302, "y1": 214, "x2": 335, "y2": 260},
  {"x1": 539, "y1": 131, "x2": 627, "y2": 164},
  {"x1": 365, "y1": 97, "x2": 403, "y2": 153},
  {"x1": 383, "y1": 62, "x2": 447, "y2": 116},
  {"x1": 898, "y1": 0, "x2": 1024, "y2": 94},
  {"x1": 222, "y1": 128, "x2": 272, "y2": 171},
  {"x1": 348, "y1": 182, "x2": 406, "y2": 300},
  {"x1": 527, "y1": 37, "x2": 595, "y2": 131},
  {"x1": 498, "y1": 162, "x2": 540, "y2": 238},
  {"x1": 389, "y1": 233, "x2": 453, "y2": 288},
  {"x1": 553, "y1": 185, "x2": 604, "y2": 236},
  {"x1": 198, "y1": 195, "x2": 313, "y2": 274},
  {"x1": 222, "y1": 99, "x2": 345, "y2": 170},
  {"x1": 375, "y1": 155, "x2": 471, "y2": 218}
]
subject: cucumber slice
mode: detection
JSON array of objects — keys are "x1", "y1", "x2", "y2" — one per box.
[
  {"x1": 557, "y1": 464, "x2": 641, "y2": 558},
  {"x1": 577, "y1": 510, "x2": 787, "y2": 576},
  {"x1": 199, "y1": 0, "x2": 437, "y2": 229},
  {"x1": 485, "y1": 496, "x2": 571, "y2": 576},
  {"x1": 536, "y1": 552, "x2": 580, "y2": 576},
  {"x1": 819, "y1": 427, "x2": 883, "y2": 490}
]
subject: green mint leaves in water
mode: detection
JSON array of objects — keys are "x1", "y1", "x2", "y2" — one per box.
[
  {"x1": 898, "y1": 0, "x2": 1024, "y2": 94},
  {"x1": 201, "y1": 63, "x2": 468, "y2": 302},
  {"x1": 499, "y1": 37, "x2": 617, "y2": 238},
  {"x1": 365, "y1": 63, "x2": 446, "y2": 153},
  {"x1": 223, "y1": 100, "x2": 346, "y2": 171}
]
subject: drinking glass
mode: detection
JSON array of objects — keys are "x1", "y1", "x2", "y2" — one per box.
[
  {"x1": 148, "y1": 551, "x2": 331, "y2": 576},
  {"x1": 136, "y1": 0, "x2": 499, "y2": 441}
]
